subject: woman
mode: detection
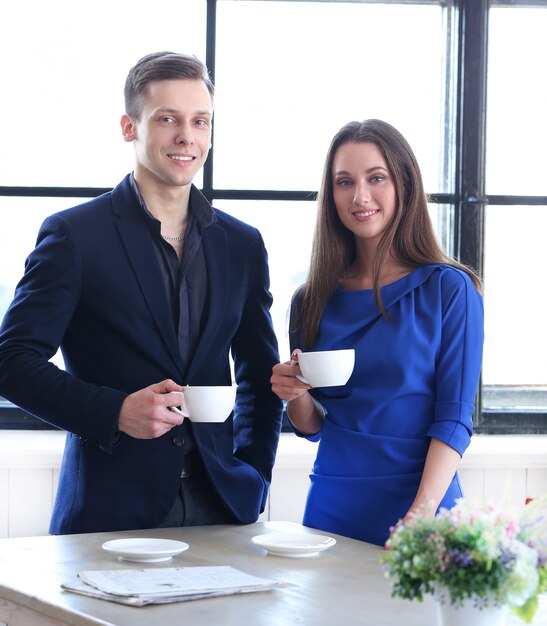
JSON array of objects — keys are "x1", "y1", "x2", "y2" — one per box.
[{"x1": 271, "y1": 119, "x2": 484, "y2": 546}]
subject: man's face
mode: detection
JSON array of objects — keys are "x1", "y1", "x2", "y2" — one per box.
[{"x1": 121, "y1": 78, "x2": 213, "y2": 191}]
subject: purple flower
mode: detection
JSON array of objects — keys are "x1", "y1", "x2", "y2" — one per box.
[{"x1": 447, "y1": 549, "x2": 474, "y2": 568}]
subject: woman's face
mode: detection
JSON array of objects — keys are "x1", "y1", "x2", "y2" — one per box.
[{"x1": 332, "y1": 141, "x2": 397, "y2": 246}]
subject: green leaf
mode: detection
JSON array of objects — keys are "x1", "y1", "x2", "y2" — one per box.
[{"x1": 511, "y1": 595, "x2": 538, "y2": 624}]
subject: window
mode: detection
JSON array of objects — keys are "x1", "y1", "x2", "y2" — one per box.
[
  {"x1": 483, "y1": 3, "x2": 547, "y2": 429},
  {"x1": 480, "y1": 3, "x2": 547, "y2": 428},
  {"x1": 213, "y1": 1, "x2": 450, "y2": 192},
  {"x1": 0, "y1": 0, "x2": 206, "y2": 188},
  {"x1": 211, "y1": 0, "x2": 455, "y2": 358},
  {"x1": 1, "y1": 0, "x2": 546, "y2": 433}
]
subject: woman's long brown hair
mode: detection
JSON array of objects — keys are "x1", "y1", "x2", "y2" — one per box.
[{"x1": 296, "y1": 119, "x2": 482, "y2": 348}]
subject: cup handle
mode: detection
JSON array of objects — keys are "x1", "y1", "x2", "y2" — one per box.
[
  {"x1": 290, "y1": 358, "x2": 309, "y2": 385},
  {"x1": 169, "y1": 392, "x2": 190, "y2": 418}
]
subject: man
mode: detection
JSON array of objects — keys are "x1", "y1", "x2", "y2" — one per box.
[{"x1": 0, "y1": 52, "x2": 282, "y2": 534}]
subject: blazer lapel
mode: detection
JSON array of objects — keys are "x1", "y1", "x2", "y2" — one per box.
[
  {"x1": 185, "y1": 219, "x2": 229, "y2": 379},
  {"x1": 111, "y1": 178, "x2": 182, "y2": 373}
]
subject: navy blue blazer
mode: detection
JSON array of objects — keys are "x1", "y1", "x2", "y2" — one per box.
[{"x1": 0, "y1": 175, "x2": 282, "y2": 534}]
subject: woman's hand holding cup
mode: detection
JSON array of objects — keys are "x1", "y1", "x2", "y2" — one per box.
[{"x1": 270, "y1": 349, "x2": 313, "y2": 402}]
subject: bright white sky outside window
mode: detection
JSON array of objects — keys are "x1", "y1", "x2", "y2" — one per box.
[
  {"x1": 0, "y1": 1, "x2": 545, "y2": 393},
  {"x1": 0, "y1": 0, "x2": 206, "y2": 187},
  {"x1": 213, "y1": 2, "x2": 445, "y2": 192},
  {"x1": 483, "y1": 7, "x2": 547, "y2": 388}
]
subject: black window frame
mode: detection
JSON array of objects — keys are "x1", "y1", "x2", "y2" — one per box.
[{"x1": 1, "y1": 0, "x2": 545, "y2": 433}]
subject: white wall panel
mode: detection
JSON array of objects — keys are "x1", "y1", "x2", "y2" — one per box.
[
  {"x1": 0, "y1": 469, "x2": 8, "y2": 538},
  {"x1": 526, "y1": 468, "x2": 547, "y2": 501},
  {"x1": 52, "y1": 468, "x2": 60, "y2": 506},
  {"x1": 269, "y1": 466, "x2": 311, "y2": 523},
  {"x1": 8, "y1": 469, "x2": 53, "y2": 538},
  {"x1": 458, "y1": 468, "x2": 484, "y2": 506},
  {"x1": 483, "y1": 467, "x2": 527, "y2": 509},
  {"x1": 0, "y1": 432, "x2": 546, "y2": 537}
]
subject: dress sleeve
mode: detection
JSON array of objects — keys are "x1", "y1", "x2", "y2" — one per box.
[{"x1": 425, "y1": 268, "x2": 484, "y2": 455}]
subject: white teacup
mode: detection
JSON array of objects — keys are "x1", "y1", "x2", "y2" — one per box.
[
  {"x1": 294, "y1": 349, "x2": 355, "y2": 388},
  {"x1": 171, "y1": 386, "x2": 236, "y2": 423}
]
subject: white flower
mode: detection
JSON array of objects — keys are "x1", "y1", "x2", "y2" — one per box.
[{"x1": 503, "y1": 542, "x2": 540, "y2": 607}]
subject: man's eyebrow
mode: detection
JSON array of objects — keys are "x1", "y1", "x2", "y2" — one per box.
[{"x1": 156, "y1": 107, "x2": 212, "y2": 116}]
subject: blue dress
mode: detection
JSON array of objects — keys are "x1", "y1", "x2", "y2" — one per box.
[{"x1": 289, "y1": 264, "x2": 484, "y2": 546}]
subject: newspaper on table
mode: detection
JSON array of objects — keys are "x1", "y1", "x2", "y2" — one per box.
[{"x1": 62, "y1": 565, "x2": 281, "y2": 606}]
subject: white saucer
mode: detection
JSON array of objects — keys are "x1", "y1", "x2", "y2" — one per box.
[
  {"x1": 251, "y1": 532, "x2": 336, "y2": 558},
  {"x1": 101, "y1": 538, "x2": 189, "y2": 563}
]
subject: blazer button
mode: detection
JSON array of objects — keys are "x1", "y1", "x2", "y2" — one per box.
[{"x1": 172, "y1": 436, "x2": 185, "y2": 447}]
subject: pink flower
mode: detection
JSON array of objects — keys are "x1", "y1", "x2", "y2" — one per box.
[{"x1": 505, "y1": 520, "x2": 520, "y2": 539}]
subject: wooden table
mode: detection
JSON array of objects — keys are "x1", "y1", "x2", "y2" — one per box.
[{"x1": 0, "y1": 521, "x2": 544, "y2": 626}]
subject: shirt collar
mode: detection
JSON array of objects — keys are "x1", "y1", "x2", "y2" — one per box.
[{"x1": 129, "y1": 172, "x2": 214, "y2": 229}]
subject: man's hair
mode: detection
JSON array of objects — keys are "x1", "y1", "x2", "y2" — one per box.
[{"x1": 124, "y1": 51, "x2": 214, "y2": 119}]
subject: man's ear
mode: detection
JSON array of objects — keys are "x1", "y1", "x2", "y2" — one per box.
[{"x1": 120, "y1": 114, "x2": 137, "y2": 142}]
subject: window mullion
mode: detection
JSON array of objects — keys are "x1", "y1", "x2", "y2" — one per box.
[
  {"x1": 455, "y1": 0, "x2": 488, "y2": 276},
  {"x1": 455, "y1": 0, "x2": 489, "y2": 430},
  {"x1": 203, "y1": 0, "x2": 218, "y2": 200}
]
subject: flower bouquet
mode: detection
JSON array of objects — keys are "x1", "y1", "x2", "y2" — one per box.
[{"x1": 381, "y1": 496, "x2": 547, "y2": 624}]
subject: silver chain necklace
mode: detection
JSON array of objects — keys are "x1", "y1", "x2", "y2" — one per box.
[{"x1": 161, "y1": 233, "x2": 185, "y2": 242}]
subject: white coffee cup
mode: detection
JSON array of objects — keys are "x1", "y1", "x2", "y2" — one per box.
[
  {"x1": 171, "y1": 386, "x2": 236, "y2": 423},
  {"x1": 293, "y1": 349, "x2": 355, "y2": 388}
]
